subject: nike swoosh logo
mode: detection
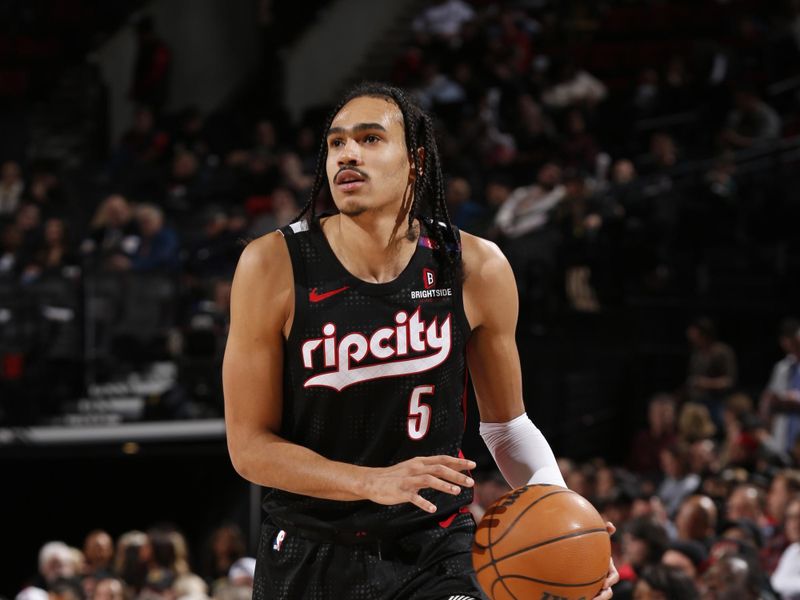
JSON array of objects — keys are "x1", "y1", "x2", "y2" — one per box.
[{"x1": 308, "y1": 286, "x2": 350, "y2": 303}]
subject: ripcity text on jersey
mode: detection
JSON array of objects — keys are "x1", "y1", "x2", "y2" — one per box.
[{"x1": 264, "y1": 216, "x2": 471, "y2": 535}]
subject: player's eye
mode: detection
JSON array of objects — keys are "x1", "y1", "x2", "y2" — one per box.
[
  {"x1": 329, "y1": 138, "x2": 344, "y2": 148},
  {"x1": 364, "y1": 134, "x2": 380, "y2": 144}
]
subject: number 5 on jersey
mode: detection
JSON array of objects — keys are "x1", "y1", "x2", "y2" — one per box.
[{"x1": 407, "y1": 385, "x2": 435, "y2": 440}]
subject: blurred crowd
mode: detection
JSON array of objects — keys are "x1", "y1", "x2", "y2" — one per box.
[{"x1": 15, "y1": 524, "x2": 256, "y2": 600}]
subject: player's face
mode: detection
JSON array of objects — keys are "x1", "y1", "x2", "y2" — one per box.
[{"x1": 326, "y1": 96, "x2": 413, "y2": 217}]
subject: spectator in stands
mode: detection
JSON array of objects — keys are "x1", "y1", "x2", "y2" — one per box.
[
  {"x1": 112, "y1": 106, "x2": 169, "y2": 169},
  {"x1": 494, "y1": 161, "x2": 564, "y2": 239},
  {"x1": 678, "y1": 402, "x2": 717, "y2": 445},
  {"x1": 771, "y1": 496, "x2": 800, "y2": 597},
  {"x1": 132, "y1": 204, "x2": 179, "y2": 272},
  {"x1": 82, "y1": 530, "x2": 114, "y2": 578},
  {"x1": 621, "y1": 517, "x2": 670, "y2": 576},
  {"x1": 172, "y1": 573, "x2": 209, "y2": 599},
  {"x1": 762, "y1": 318, "x2": 800, "y2": 453},
  {"x1": 21, "y1": 218, "x2": 76, "y2": 281},
  {"x1": 720, "y1": 86, "x2": 782, "y2": 149},
  {"x1": 675, "y1": 495, "x2": 718, "y2": 547},
  {"x1": 662, "y1": 539, "x2": 708, "y2": 588},
  {"x1": 171, "y1": 106, "x2": 210, "y2": 159},
  {"x1": 0, "y1": 160, "x2": 24, "y2": 217},
  {"x1": 658, "y1": 443, "x2": 702, "y2": 518},
  {"x1": 113, "y1": 530, "x2": 147, "y2": 593},
  {"x1": 565, "y1": 462, "x2": 598, "y2": 500},
  {"x1": 47, "y1": 579, "x2": 83, "y2": 600},
  {"x1": 541, "y1": 60, "x2": 607, "y2": 110},
  {"x1": 130, "y1": 16, "x2": 171, "y2": 114},
  {"x1": 247, "y1": 186, "x2": 298, "y2": 238},
  {"x1": 638, "y1": 132, "x2": 680, "y2": 178},
  {"x1": 92, "y1": 578, "x2": 124, "y2": 600},
  {"x1": 228, "y1": 556, "x2": 256, "y2": 587},
  {"x1": 704, "y1": 554, "x2": 762, "y2": 600},
  {"x1": 765, "y1": 470, "x2": 800, "y2": 558},
  {"x1": 633, "y1": 67, "x2": 661, "y2": 117},
  {"x1": 185, "y1": 209, "x2": 237, "y2": 279},
  {"x1": 164, "y1": 149, "x2": 217, "y2": 214},
  {"x1": 412, "y1": 0, "x2": 475, "y2": 40},
  {"x1": 109, "y1": 204, "x2": 178, "y2": 272},
  {"x1": 629, "y1": 393, "x2": 679, "y2": 475},
  {"x1": 726, "y1": 484, "x2": 767, "y2": 531},
  {"x1": 634, "y1": 564, "x2": 700, "y2": 599},
  {"x1": 720, "y1": 400, "x2": 767, "y2": 471},
  {"x1": 140, "y1": 527, "x2": 191, "y2": 589},
  {"x1": 201, "y1": 524, "x2": 246, "y2": 587},
  {"x1": 81, "y1": 194, "x2": 141, "y2": 268},
  {"x1": 24, "y1": 164, "x2": 64, "y2": 219},
  {"x1": 412, "y1": 62, "x2": 466, "y2": 113},
  {"x1": 14, "y1": 203, "x2": 42, "y2": 254},
  {"x1": 35, "y1": 541, "x2": 79, "y2": 588},
  {"x1": 0, "y1": 223, "x2": 23, "y2": 279},
  {"x1": 686, "y1": 317, "x2": 738, "y2": 428},
  {"x1": 445, "y1": 176, "x2": 484, "y2": 231}
]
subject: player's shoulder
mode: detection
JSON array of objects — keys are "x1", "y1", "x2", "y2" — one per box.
[
  {"x1": 235, "y1": 230, "x2": 292, "y2": 286},
  {"x1": 460, "y1": 230, "x2": 512, "y2": 282}
]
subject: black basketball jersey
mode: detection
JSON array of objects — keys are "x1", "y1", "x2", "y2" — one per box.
[{"x1": 263, "y1": 217, "x2": 472, "y2": 534}]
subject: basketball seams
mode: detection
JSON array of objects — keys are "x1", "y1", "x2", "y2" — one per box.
[
  {"x1": 499, "y1": 573, "x2": 607, "y2": 588},
  {"x1": 482, "y1": 485, "x2": 569, "y2": 600},
  {"x1": 476, "y1": 487, "x2": 573, "y2": 549},
  {"x1": 475, "y1": 528, "x2": 609, "y2": 577},
  {"x1": 486, "y1": 505, "x2": 519, "y2": 600}
]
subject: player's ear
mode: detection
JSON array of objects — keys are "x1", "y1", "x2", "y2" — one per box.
[{"x1": 409, "y1": 147, "x2": 425, "y2": 181}]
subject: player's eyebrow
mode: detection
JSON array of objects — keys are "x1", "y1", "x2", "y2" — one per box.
[{"x1": 327, "y1": 123, "x2": 387, "y2": 137}]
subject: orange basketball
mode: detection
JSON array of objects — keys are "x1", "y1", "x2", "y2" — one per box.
[{"x1": 472, "y1": 484, "x2": 610, "y2": 600}]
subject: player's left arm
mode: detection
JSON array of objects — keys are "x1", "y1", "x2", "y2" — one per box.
[
  {"x1": 461, "y1": 232, "x2": 619, "y2": 599},
  {"x1": 461, "y1": 232, "x2": 565, "y2": 488}
]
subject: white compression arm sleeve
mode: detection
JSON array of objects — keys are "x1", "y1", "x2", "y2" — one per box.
[{"x1": 479, "y1": 413, "x2": 567, "y2": 488}]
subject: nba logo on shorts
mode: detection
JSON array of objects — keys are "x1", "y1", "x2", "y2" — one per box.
[
  {"x1": 273, "y1": 529, "x2": 286, "y2": 551},
  {"x1": 423, "y1": 268, "x2": 436, "y2": 289}
]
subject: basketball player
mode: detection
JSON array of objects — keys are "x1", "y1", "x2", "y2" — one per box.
[{"x1": 223, "y1": 83, "x2": 618, "y2": 599}]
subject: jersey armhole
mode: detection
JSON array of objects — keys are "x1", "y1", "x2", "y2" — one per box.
[
  {"x1": 279, "y1": 227, "x2": 307, "y2": 344},
  {"x1": 450, "y1": 226, "x2": 472, "y2": 338}
]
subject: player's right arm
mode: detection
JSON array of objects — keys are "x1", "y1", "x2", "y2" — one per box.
[{"x1": 223, "y1": 233, "x2": 474, "y2": 512}]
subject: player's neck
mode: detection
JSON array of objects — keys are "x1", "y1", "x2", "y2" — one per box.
[{"x1": 323, "y1": 211, "x2": 417, "y2": 284}]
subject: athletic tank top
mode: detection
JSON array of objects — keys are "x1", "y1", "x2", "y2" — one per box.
[{"x1": 262, "y1": 216, "x2": 472, "y2": 534}]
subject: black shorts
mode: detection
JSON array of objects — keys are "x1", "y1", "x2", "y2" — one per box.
[{"x1": 254, "y1": 511, "x2": 488, "y2": 600}]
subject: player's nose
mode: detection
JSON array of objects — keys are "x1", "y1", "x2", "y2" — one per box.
[{"x1": 338, "y1": 138, "x2": 362, "y2": 164}]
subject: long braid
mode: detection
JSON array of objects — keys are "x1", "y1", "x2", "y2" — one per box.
[{"x1": 295, "y1": 82, "x2": 460, "y2": 273}]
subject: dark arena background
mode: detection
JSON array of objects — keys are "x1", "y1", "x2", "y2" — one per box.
[{"x1": 2, "y1": 0, "x2": 800, "y2": 598}]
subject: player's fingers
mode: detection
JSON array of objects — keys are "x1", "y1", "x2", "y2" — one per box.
[
  {"x1": 416, "y1": 474, "x2": 461, "y2": 495},
  {"x1": 428, "y1": 464, "x2": 475, "y2": 487},
  {"x1": 409, "y1": 493, "x2": 437, "y2": 513},
  {"x1": 422, "y1": 455, "x2": 476, "y2": 470},
  {"x1": 605, "y1": 521, "x2": 617, "y2": 536}
]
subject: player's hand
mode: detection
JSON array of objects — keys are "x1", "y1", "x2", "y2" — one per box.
[
  {"x1": 592, "y1": 522, "x2": 619, "y2": 600},
  {"x1": 361, "y1": 455, "x2": 476, "y2": 513}
]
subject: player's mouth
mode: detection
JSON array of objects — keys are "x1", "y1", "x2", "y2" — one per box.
[{"x1": 335, "y1": 169, "x2": 367, "y2": 192}]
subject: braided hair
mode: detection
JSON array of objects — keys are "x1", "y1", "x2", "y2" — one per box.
[{"x1": 295, "y1": 82, "x2": 460, "y2": 272}]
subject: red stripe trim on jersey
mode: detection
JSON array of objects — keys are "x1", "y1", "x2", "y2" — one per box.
[
  {"x1": 461, "y1": 367, "x2": 469, "y2": 431},
  {"x1": 438, "y1": 505, "x2": 471, "y2": 528}
]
